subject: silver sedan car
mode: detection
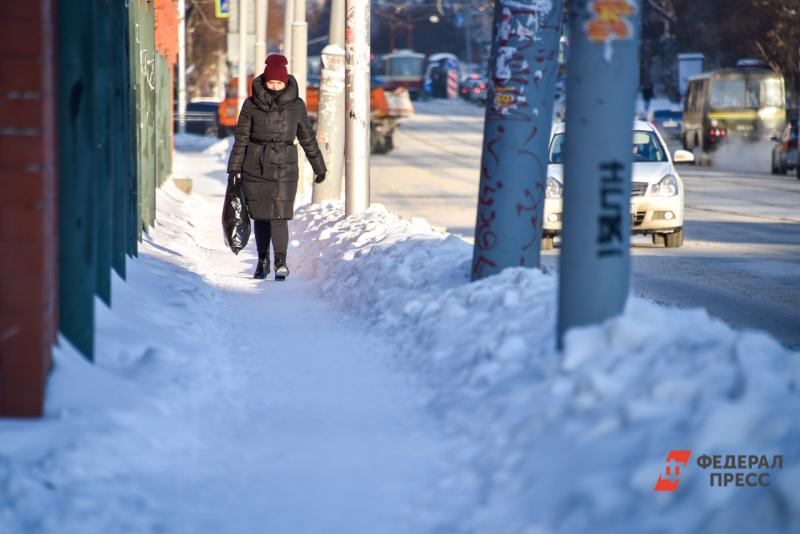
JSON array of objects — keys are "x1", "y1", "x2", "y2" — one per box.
[{"x1": 542, "y1": 120, "x2": 693, "y2": 249}]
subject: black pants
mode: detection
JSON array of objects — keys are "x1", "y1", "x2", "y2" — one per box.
[{"x1": 254, "y1": 219, "x2": 288, "y2": 261}]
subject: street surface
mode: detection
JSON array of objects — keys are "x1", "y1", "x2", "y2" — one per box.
[{"x1": 372, "y1": 100, "x2": 800, "y2": 348}]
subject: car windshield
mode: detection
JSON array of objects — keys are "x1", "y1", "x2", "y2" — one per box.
[
  {"x1": 549, "y1": 130, "x2": 667, "y2": 163},
  {"x1": 387, "y1": 57, "x2": 423, "y2": 77}
]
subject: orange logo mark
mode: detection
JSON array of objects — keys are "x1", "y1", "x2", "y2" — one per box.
[
  {"x1": 585, "y1": 0, "x2": 636, "y2": 44},
  {"x1": 654, "y1": 450, "x2": 692, "y2": 492}
]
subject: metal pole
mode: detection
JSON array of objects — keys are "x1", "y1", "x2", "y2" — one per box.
[
  {"x1": 292, "y1": 0, "x2": 308, "y2": 194},
  {"x1": 283, "y1": 0, "x2": 294, "y2": 65},
  {"x1": 463, "y1": 9, "x2": 472, "y2": 66},
  {"x1": 557, "y1": 0, "x2": 641, "y2": 349},
  {"x1": 470, "y1": 0, "x2": 564, "y2": 280},
  {"x1": 177, "y1": 0, "x2": 187, "y2": 133},
  {"x1": 344, "y1": 0, "x2": 370, "y2": 215},
  {"x1": 238, "y1": 0, "x2": 248, "y2": 114},
  {"x1": 255, "y1": 0, "x2": 267, "y2": 66},
  {"x1": 312, "y1": 0, "x2": 345, "y2": 202}
]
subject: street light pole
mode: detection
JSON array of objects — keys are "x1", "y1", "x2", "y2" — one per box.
[
  {"x1": 177, "y1": 0, "x2": 186, "y2": 133},
  {"x1": 344, "y1": 0, "x2": 370, "y2": 215},
  {"x1": 255, "y1": 0, "x2": 268, "y2": 65},
  {"x1": 312, "y1": 0, "x2": 345, "y2": 203},
  {"x1": 291, "y1": 0, "x2": 308, "y2": 194},
  {"x1": 557, "y1": 0, "x2": 641, "y2": 349},
  {"x1": 237, "y1": 0, "x2": 248, "y2": 115},
  {"x1": 283, "y1": 0, "x2": 294, "y2": 65}
]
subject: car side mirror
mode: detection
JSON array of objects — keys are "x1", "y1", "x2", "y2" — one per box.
[
  {"x1": 769, "y1": 135, "x2": 780, "y2": 142},
  {"x1": 673, "y1": 149, "x2": 695, "y2": 165}
]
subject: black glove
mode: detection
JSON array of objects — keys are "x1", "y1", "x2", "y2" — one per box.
[{"x1": 314, "y1": 173, "x2": 326, "y2": 184}]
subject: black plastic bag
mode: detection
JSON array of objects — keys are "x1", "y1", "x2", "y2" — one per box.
[{"x1": 222, "y1": 175, "x2": 251, "y2": 254}]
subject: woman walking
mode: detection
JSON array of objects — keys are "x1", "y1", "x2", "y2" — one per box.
[{"x1": 227, "y1": 54, "x2": 327, "y2": 280}]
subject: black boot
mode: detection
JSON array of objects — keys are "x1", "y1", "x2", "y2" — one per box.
[
  {"x1": 274, "y1": 255, "x2": 289, "y2": 281},
  {"x1": 253, "y1": 257, "x2": 270, "y2": 279}
]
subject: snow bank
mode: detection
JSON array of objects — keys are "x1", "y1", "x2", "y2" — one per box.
[{"x1": 292, "y1": 201, "x2": 800, "y2": 533}]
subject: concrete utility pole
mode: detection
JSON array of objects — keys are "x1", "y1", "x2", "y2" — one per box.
[
  {"x1": 470, "y1": 0, "x2": 564, "y2": 280},
  {"x1": 291, "y1": 0, "x2": 308, "y2": 193},
  {"x1": 255, "y1": 0, "x2": 268, "y2": 65},
  {"x1": 312, "y1": 0, "x2": 345, "y2": 203},
  {"x1": 283, "y1": 0, "x2": 294, "y2": 65},
  {"x1": 177, "y1": 0, "x2": 187, "y2": 133},
  {"x1": 557, "y1": 0, "x2": 641, "y2": 349},
  {"x1": 237, "y1": 0, "x2": 248, "y2": 115},
  {"x1": 344, "y1": 0, "x2": 371, "y2": 215}
]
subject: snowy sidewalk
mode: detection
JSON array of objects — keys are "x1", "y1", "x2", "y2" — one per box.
[{"x1": 0, "y1": 138, "x2": 448, "y2": 533}]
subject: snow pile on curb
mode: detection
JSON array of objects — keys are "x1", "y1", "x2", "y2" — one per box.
[{"x1": 292, "y1": 201, "x2": 800, "y2": 533}]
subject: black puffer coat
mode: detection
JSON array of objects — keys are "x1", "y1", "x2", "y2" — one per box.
[{"x1": 227, "y1": 74, "x2": 326, "y2": 220}]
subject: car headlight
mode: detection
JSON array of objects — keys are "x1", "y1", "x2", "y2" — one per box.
[
  {"x1": 545, "y1": 177, "x2": 563, "y2": 199},
  {"x1": 650, "y1": 174, "x2": 678, "y2": 197}
]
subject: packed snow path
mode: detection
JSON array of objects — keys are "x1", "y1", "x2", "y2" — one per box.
[{"x1": 149, "y1": 157, "x2": 447, "y2": 532}]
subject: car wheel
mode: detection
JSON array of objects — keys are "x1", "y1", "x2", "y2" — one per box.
[
  {"x1": 541, "y1": 236, "x2": 554, "y2": 250},
  {"x1": 664, "y1": 229, "x2": 684, "y2": 248},
  {"x1": 771, "y1": 152, "x2": 779, "y2": 174},
  {"x1": 371, "y1": 135, "x2": 387, "y2": 154},
  {"x1": 651, "y1": 233, "x2": 666, "y2": 246}
]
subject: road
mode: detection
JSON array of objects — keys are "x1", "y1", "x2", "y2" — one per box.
[{"x1": 371, "y1": 100, "x2": 800, "y2": 348}]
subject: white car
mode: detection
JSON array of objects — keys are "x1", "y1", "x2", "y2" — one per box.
[{"x1": 542, "y1": 120, "x2": 692, "y2": 249}]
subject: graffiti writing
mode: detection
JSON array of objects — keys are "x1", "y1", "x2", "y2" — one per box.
[
  {"x1": 597, "y1": 160, "x2": 625, "y2": 257},
  {"x1": 472, "y1": 0, "x2": 561, "y2": 279}
]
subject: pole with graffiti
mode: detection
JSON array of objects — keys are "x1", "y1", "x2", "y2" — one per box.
[
  {"x1": 557, "y1": 0, "x2": 641, "y2": 348},
  {"x1": 471, "y1": 0, "x2": 565, "y2": 281}
]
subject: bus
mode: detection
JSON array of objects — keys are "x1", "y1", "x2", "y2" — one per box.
[{"x1": 683, "y1": 66, "x2": 786, "y2": 159}]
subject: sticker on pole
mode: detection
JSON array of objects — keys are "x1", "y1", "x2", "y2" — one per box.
[
  {"x1": 585, "y1": 0, "x2": 637, "y2": 62},
  {"x1": 215, "y1": 0, "x2": 230, "y2": 19}
]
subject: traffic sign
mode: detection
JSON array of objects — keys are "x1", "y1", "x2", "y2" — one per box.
[{"x1": 216, "y1": 0, "x2": 230, "y2": 18}]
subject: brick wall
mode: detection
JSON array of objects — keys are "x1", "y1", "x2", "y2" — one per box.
[{"x1": 0, "y1": 1, "x2": 57, "y2": 417}]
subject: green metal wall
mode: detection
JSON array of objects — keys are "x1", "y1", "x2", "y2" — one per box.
[{"x1": 57, "y1": 0, "x2": 174, "y2": 360}]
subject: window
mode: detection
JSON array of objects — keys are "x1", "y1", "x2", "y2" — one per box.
[
  {"x1": 548, "y1": 131, "x2": 667, "y2": 164},
  {"x1": 632, "y1": 131, "x2": 667, "y2": 162},
  {"x1": 759, "y1": 78, "x2": 783, "y2": 107},
  {"x1": 388, "y1": 58, "x2": 424, "y2": 77},
  {"x1": 710, "y1": 78, "x2": 746, "y2": 109}
]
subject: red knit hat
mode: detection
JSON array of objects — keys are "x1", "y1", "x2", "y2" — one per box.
[{"x1": 264, "y1": 54, "x2": 289, "y2": 84}]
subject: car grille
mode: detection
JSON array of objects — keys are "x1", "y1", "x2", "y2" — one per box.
[{"x1": 631, "y1": 182, "x2": 648, "y2": 197}]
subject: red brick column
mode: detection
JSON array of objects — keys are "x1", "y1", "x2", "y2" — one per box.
[{"x1": 0, "y1": 1, "x2": 58, "y2": 417}]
